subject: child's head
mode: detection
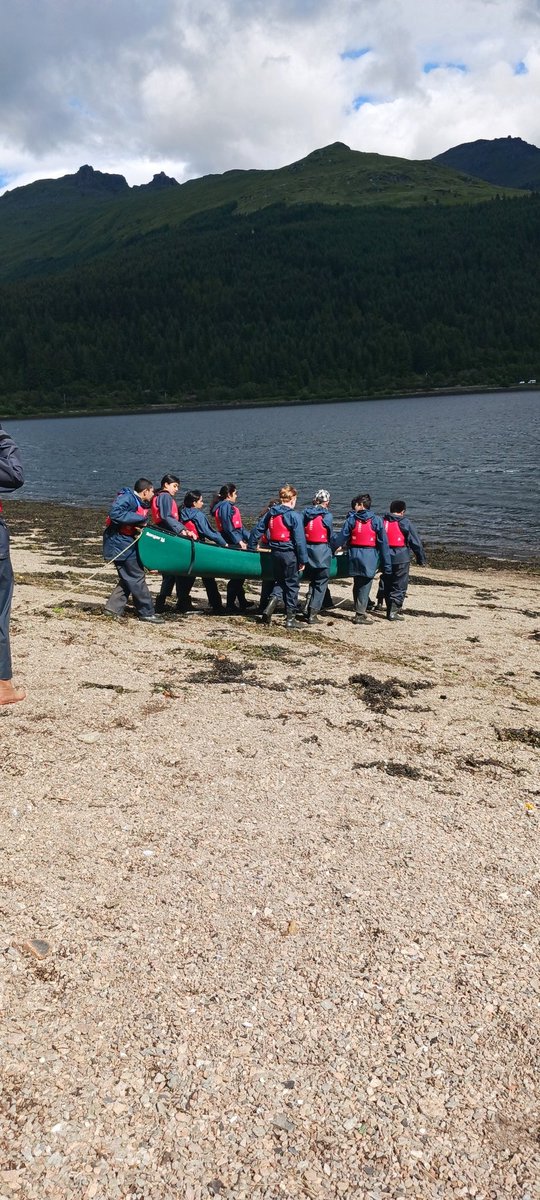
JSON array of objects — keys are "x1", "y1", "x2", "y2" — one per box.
[
  {"x1": 313, "y1": 489, "x2": 330, "y2": 507},
  {"x1": 218, "y1": 482, "x2": 238, "y2": 501},
  {"x1": 352, "y1": 492, "x2": 371, "y2": 511},
  {"x1": 390, "y1": 499, "x2": 406, "y2": 515},
  {"x1": 134, "y1": 478, "x2": 154, "y2": 502},
  {"x1": 279, "y1": 484, "x2": 298, "y2": 508},
  {"x1": 184, "y1": 490, "x2": 204, "y2": 508},
  {"x1": 160, "y1": 473, "x2": 180, "y2": 495}
]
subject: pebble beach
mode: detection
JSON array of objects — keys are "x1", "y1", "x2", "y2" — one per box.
[{"x1": 1, "y1": 503, "x2": 539, "y2": 1200}]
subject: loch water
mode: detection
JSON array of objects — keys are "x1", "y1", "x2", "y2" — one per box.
[{"x1": 4, "y1": 390, "x2": 539, "y2": 560}]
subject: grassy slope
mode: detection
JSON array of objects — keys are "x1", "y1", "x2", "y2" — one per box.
[{"x1": 0, "y1": 143, "x2": 522, "y2": 280}]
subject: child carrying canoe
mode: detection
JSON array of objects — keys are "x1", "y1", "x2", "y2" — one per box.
[
  {"x1": 332, "y1": 492, "x2": 391, "y2": 625},
  {"x1": 211, "y1": 483, "x2": 254, "y2": 614},
  {"x1": 247, "y1": 484, "x2": 307, "y2": 629},
  {"x1": 177, "y1": 490, "x2": 228, "y2": 614},
  {"x1": 301, "y1": 488, "x2": 334, "y2": 625}
]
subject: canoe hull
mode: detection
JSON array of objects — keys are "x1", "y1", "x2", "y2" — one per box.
[{"x1": 138, "y1": 527, "x2": 352, "y2": 580}]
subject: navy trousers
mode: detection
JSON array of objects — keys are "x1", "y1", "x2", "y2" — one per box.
[
  {"x1": 0, "y1": 557, "x2": 14, "y2": 680},
  {"x1": 304, "y1": 565, "x2": 330, "y2": 614},
  {"x1": 383, "y1": 561, "x2": 410, "y2": 608},
  {"x1": 176, "y1": 575, "x2": 223, "y2": 612},
  {"x1": 105, "y1": 555, "x2": 154, "y2": 618},
  {"x1": 271, "y1": 548, "x2": 300, "y2": 614},
  {"x1": 352, "y1": 574, "x2": 373, "y2": 614}
]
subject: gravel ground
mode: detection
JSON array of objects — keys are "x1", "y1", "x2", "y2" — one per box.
[{"x1": 1, "y1": 523, "x2": 539, "y2": 1199}]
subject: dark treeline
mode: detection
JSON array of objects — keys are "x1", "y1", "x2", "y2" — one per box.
[{"x1": 1, "y1": 195, "x2": 539, "y2": 415}]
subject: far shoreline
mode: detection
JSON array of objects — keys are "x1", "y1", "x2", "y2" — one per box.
[{"x1": 3, "y1": 382, "x2": 539, "y2": 422}]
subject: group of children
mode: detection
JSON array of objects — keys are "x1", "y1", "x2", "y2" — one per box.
[{"x1": 103, "y1": 475, "x2": 426, "y2": 628}]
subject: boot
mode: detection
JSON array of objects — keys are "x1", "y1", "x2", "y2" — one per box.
[
  {"x1": 387, "y1": 603, "x2": 405, "y2": 621},
  {"x1": 261, "y1": 595, "x2": 278, "y2": 625},
  {"x1": 0, "y1": 680, "x2": 26, "y2": 706},
  {"x1": 139, "y1": 613, "x2": 166, "y2": 624},
  {"x1": 353, "y1": 612, "x2": 374, "y2": 626},
  {"x1": 285, "y1": 612, "x2": 303, "y2": 630},
  {"x1": 306, "y1": 612, "x2": 321, "y2": 625}
]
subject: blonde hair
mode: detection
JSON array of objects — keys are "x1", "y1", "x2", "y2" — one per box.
[{"x1": 279, "y1": 484, "x2": 297, "y2": 502}]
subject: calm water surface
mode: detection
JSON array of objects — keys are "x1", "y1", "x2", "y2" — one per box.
[{"x1": 4, "y1": 390, "x2": 540, "y2": 559}]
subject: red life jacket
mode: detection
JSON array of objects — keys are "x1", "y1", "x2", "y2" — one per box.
[
  {"x1": 105, "y1": 496, "x2": 147, "y2": 538},
  {"x1": 182, "y1": 519, "x2": 199, "y2": 540},
  {"x1": 150, "y1": 492, "x2": 179, "y2": 526},
  {"x1": 214, "y1": 502, "x2": 242, "y2": 534},
  {"x1": 384, "y1": 518, "x2": 406, "y2": 548},
  {"x1": 304, "y1": 514, "x2": 329, "y2": 544},
  {"x1": 260, "y1": 533, "x2": 269, "y2": 548},
  {"x1": 349, "y1": 516, "x2": 377, "y2": 547},
  {"x1": 268, "y1": 513, "x2": 291, "y2": 542},
  {"x1": 0, "y1": 501, "x2": 3, "y2": 515}
]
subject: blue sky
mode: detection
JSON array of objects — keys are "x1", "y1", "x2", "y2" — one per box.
[{"x1": 0, "y1": 0, "x2": 539, "y2": 191}]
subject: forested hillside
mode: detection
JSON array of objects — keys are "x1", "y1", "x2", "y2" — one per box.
[{"x1": 0, "y1": 194, "x2": 539, "y2": 416}]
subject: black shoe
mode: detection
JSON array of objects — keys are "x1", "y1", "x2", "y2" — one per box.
[
  {"x1": 239, "y1": 600, "x2": 255, "y2": 610},
  {"x1": 353, "y1": 613, "x2": 374, "y2": 625},
  {"x1": 262, "y1": 595, "x2": 278, "y2": 626},
  {"x1": 285, "y1": 615, "x2": 303, "y2": 630},
  {"x1": 154, "y1": 600, "x2": 167, "y2": 614},
  {"x1": 103, "y1": 609, "x2": 124, "y2": 621},
  {"x1": 306, "y1": 613, "x2": 322, "y2": 625},
  {"x1": 139, "y1": 614, "x2": 165, "y2": 624},
  {"x1": 366, "y1": 599, "x2": 376, "y2": 612},
  {"x1": 224, "y1": 605, "x2": 240, "y2": 614},
  {"x1": 387, "y1": 604, "x2": 405, "y2": 621}
]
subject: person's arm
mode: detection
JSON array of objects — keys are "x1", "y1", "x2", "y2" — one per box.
[
  {"x1": 109, "y1": 493, "x2": 148, "y2": 527},
  {"x1": 158, "y1": 493, "x2": 188, "y2": 536},
  {"x1": 0, "y1": 427, "x2": 24, "y2": 492},
  {"x1": 247, "y1": 512, "x2": 269, "y2": 551},
  {"x1": 374, "y1": 515, "x2": 392, "y2": 575},
  {"x1": 220, "y1": 502, "x2": 245, "y2": 547},
  {"x1": 402, "y1": 518, "x2": 427, "y2": 565},
  {"x1": 196, "y1": 512, "x2": 228, "y2": 547},
  {"x1": 290, "y1": 512, "x2": 308, "y2": 566},
  {"x1": 324, "y1": 513, "x2": 334, "y2": 542},
  {"x1": 331, "y1": 512, "x2": 353, "y2": 552}
]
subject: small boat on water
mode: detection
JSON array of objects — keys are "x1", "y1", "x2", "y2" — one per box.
[{"x1": 137, "y1": 526, "x2": 352, "y2": 580}]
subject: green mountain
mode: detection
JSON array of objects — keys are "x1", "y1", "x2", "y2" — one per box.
[
  {"x1": 0, "y1": 143, "x2": 520, "y2": 282},
  {"x1": 434, "y1": 136, "x2": 540, "y2": 191}
]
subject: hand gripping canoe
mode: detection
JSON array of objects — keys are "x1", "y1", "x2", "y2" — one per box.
[{"x1": 137, "y1": 527, "x2": 351, "y2": 580}]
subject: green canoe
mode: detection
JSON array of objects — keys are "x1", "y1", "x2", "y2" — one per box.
[{"x1": 138, "y1": 526, "x2": 352, "y2": 580}]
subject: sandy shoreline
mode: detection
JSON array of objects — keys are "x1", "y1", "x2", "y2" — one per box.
[{"x1": 1, "y1": 519, "x2": 539, "y2": 1198}]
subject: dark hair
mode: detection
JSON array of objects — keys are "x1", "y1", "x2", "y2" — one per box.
[
  {"x1": 160, "y1": 473, "x2": 180, "y2": 488},
  {"x1": 184, "y1": 490, "x2": 202, "y2": 507},
  {"x1": 212, "y1": 482, "x2": 237, "y2": 506},
  {"x1": 134, "y1": 477, "x2": 153, "y2": 492},
  {"x1": 390, "y1": 499, "x2": 406, "y2": 513},
  {"x1": 351, "y1": 493, "x2": 371, "y2": 509}
]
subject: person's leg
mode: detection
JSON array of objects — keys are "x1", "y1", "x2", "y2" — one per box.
[
  {"x1": 105, "y1": 568, "x2": 131, "y2": 615},
  {"x1": 258, "y1": 577, "x2": 274, "y2": 613},
  {"x1": 308, "y1": 568, "x2": 329, "y2": 616},
  {"x1": 321, "y1": 587, "x2": 334, "y2": 609},
  {"x1": 352, "y1": 574, "x2": 374, "y2": 624},
  {"x1": 0, "y1": 556, "x2": 24, "y2": 704},
  {"x1": 204, "y1": 577, "x2": 223, "y2": 612},
  {"x1": 155, "y1": 574, "x2": 175, "y2": 612},
  {"x1": 387, "y1": 561, "x2": 409, "y2": 619},
  {"x1": 0, "y1": 557, "x2": 14, "y2": 680},
  {"x1": 118, "y1": 556, "x2": 155, "y2": 618},
  {"x1": 262, "y1": 552, "x2": 286, "y2": 624},
  {"x1": 281, "y1": 553, "x2": 302, "y2": 627}
]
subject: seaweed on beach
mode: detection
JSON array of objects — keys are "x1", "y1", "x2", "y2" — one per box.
[
  {"x1": 349, "y1": 673, "x2": 433, "y2": 713},
  {"x1": 496, "y1": 727, "x2": 540, "y2": 749},
  {"x1": 353, "y1": 760, "x2": 427, "y2": 779}
]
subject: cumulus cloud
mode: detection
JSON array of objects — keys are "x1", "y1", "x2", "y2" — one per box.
[{"x1": 0, "y1": 0, "x2": 539, "y2": 191}]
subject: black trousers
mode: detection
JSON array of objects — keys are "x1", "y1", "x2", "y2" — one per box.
[
  {"x1": 271, "y1": 549, "x2": 300, "y2": 614},
  {"x1": 176, "y1": 575, "x2": 223, "y2": 612},
  {"x1": 105, "y1": 555, "x2": 154, "y2": 618},
  {"x1": 383, "y1": 561, "x2": 410, "y2": 608},
  {"x1": 226, "y1": 578, "x2": 248, "y2": 609},
  {"x1": 0, "y1": 556, "x2": 14, "y2": 680}
]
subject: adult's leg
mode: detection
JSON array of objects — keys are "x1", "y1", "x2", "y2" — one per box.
[
  {"x1": 0, "y1": 556, "x2": 24, "y2": 704},
  {"x1": 117, "y1": 556, "x2": 155, "y2": 618},
  {"x1": 0, "y1": 557, "x2": 14, "y2": 680}
]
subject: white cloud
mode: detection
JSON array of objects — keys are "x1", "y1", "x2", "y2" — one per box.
[{"x1": 0, "y1": 0, "x2": 539, "y2": 191}]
